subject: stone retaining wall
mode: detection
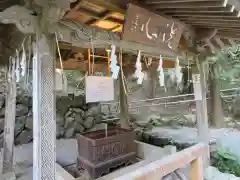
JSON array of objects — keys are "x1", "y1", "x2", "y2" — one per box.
[{"x1": 0, "y1": 94, "x2": 102, "y2": 146}]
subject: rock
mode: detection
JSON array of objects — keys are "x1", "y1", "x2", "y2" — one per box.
[
  {"x1": 0, "y1": 132, "x2": 3, "y2": 147},
  {"x1": 75, "y1": 113, "x2": 84, "y2": 124},
  {"x1": 71, "y1": 95, "x2": 84, "y2": 107},
  {"x1": 184, "y1": 114, "x2": 196, "y2": 124},
  {"x1": 88, "y1": 123, "x2": 109, "y2": 132},
  {"x1": 14, "y1": 117, "x2": 25, "y2": 136},
  {"x1": 216, "y1": 132, "x2": 240, "y2": 162},
  {"x1": 205, "y1": 166, "x2": 240, "y2": 180},
  {"x1": 16, "y1": 104, "x2": 28, "y2": 117},
  {"x1": 74, "y1": 122, "x2": 85, "y2": 133},
  {"x1": 13, "y1": 139, "x2": 78, "y2": 167},
  {"x1": 0, "y1": 94, "x2": 5, "y2": 108},
  {"x1": 83, "y1": 117, "x2": 94, "y2": 129},
  {"x1": 56, "y1": 113, "x2": 64, "y2": 126},
  {"x1": 0, "y1": 118, "x2": 4, "y2": 132},
  {"x1": 56, "y1": 124, "x2": 65, "y2": 138},
  {"x1": 64, "y1": 116, "x2": 74, "y2": 128},
  {"x1": 72, "y1": 108, "x2": 84, "y2": 114},
  {"x1": 0, "y1": 172, "x2": 16, "y2": 180},
  {"x1": 64, "y1": 128, "x2": 75, "y2": 138},
  {"x1": 232, "y1": 96, "x2": 240, "y2": 118},
  {"x1": 25, "y1": 115, "x2": 33, "y2": 130},
  {"x1": 87, "y1": 106, "x2": 99, "y2": 117},
  {"x1": 0, "y1": 107, "x2": 5, "y2": 116},
  {"x1": 64, "y1": 110, "x2": 72, "y2": 119},
  {"x1": 15, "y1": 130, "x2": 33, "y2": 145}
]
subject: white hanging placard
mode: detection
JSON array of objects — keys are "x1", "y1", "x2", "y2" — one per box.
[
  {"x1": 85, "y1": 76, "x2": 114, "y2": 103},
  {"x1": 192, "y1": 74, "x2": 202, "y2": 100},
  {"x1": 55, "y1": 68, "x2": 68, "y2": 93},
  {"x1": 192, "y1": 74, "x2": 201, "y2": 84}
]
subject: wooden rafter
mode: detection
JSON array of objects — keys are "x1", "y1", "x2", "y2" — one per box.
[
  {"x1": 162, "y1": 7, "x2": 236, "y2": 13},
  {"x1": 84, "y1": 0, "x2": 125, "y2": 14},
  {"x1": 152, "y1": 1, "x2": 228, "y2": 9},
  {"x1": 86, "y1": 11, "x2": 114, "y2": 25}
]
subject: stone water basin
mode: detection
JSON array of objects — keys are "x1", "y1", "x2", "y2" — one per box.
[{"x1": 76, "y1": 127, "x2": 136, "y2": 179}]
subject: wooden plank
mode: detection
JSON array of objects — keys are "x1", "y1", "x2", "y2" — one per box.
[
  {"x1": 2, "y1": 78, "x2": 16, "y2": 173},
  {"x1": 86, "y1": 0, "x2": 125, "y2": 14},
  {"x1": 190, "y1": 158, "x2": 204, "y2": 180},
  {"x1": 122, "y1": 3, "x2": 184, "y2": 50},
  {"x1": 113, "y1": 143, "x2": 206, "y2": 180},
  {"x1": 192, "y1": 61, "x2": 210, "y2": 168},
  {"x1": 189, "y1": 22, "x2": 240, "y2": 27},
  {"x1": 163, "y1": 7, "x2": 235, "y2": 13},
  {"x1": 97, "y1": 142, "x2": 176, "y2": 180},
  {"x1": 171, "y1": 14, "x2": 239, "y2": 18},
  {"x1": 145, "y1": 0, "x2": 211, "y2": 4},
  {"x1": 179, "y1": 17, "x2": 240, "y2": 22},
  {"x1": 153, "y1": 1, "x2": 228, "y2": 9},
  {"x1": 58, "y1": 21, "x2": 181, "y2": 58},
  {"x1": 86, "y1": 11, "x2": 114, "y2": 26}
]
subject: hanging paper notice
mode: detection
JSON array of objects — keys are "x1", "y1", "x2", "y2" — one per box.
[
  {"x1": 192, "y1": 74, "x2": 202, "y2": 100},
  {"x1": 85, "y1": 76, "x2": 114, "y2": 103},
  {"x1": 192, "y1": 74, "x2": 200, "y2": 84}
]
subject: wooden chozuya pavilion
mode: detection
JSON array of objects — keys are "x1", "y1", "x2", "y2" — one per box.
[{"x1": 0, "y1": 0, "x2": 240, "y2": 179}]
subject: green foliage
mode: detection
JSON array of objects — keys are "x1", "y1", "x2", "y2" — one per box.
[
  {"x1": 210, "y1": 45, "x2": 240, "y2": 85},
  {"x1": 213, "y1": 147, "x2": 240, "y2": 177}
]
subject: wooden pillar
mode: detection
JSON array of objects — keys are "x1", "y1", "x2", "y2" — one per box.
[
  {"x1": 2, "y1": 61, "x2": 17, "y2": 173},
  {"x1": 33, "y1": 32, "x2": 57, "y2": 180},
  {"x1": 192, "y1": 59, "x2": 210, "y2": 167},
  {"x1": 119, "y1": 71, "x2": 130, "y2": 128},
  {"x1": 209, "y1": 64, "x2": 224, "y2": 128}
]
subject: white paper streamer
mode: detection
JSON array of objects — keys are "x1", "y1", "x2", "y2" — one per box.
[
  {"x1": 15, "y1": 50, "x2": 20, "y2": 83},
  {"x1": 175, "y1": 56, "x2": 182, "y2": 84},
  {"x1": 158, "y1": 55, "x2": 165, "y2": 87},
  {"x1": 110, "y1": 45, "x2": 120, "y2": 79},
  {"x1": 134, "y1": 50, "x2": 144, "y2": 84},
  {"x1": 20, "y1": 44, "x2": 26, "y2": 78}
]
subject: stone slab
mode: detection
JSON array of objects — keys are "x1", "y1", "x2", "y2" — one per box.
[
  {"x1": 145, "y1": 126, "x2": 239, "y2": 145},
  {"x1": 0, "y1": 172, "x2": 16, "y2": 180}
]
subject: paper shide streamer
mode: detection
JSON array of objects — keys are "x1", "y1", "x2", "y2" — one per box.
[
  {"x1": 175, "y1": 56, "x2": 183, "y2": 90},
  {"x1": 110, "y1": 45, "x2": 120, "y2": 79},
  {"x1": 158, "y1": 55, "x2": 165, "y2": 88},
  {"x1": 134, "y1": 50, "x2": 144, "y2": 84}
]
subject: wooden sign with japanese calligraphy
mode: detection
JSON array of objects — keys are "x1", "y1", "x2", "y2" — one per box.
[{"x1": 122, "y1": 4, "x2": 184, "y2": 50}]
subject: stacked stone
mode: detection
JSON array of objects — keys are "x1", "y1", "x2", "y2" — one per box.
[
  {"x1": 56, "y1": 95, "x2": 101, "y2": 138},
  {"x1": 0, "y1": 94, "x2": 102, "y2": 146}
]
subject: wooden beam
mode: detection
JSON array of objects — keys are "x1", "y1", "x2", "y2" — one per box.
[
  {"x1": 163, "y1": 7, "x2": 235, "y2": 13},
  {"x1": 228, "y1": 38, "x2": 236, "y2": 46},
  {"x1": 145, "y1": 0, "x2": 212, "y2": 4},
  {"x1": 86, "y1": 0, "x2": 125, "y2": 14},
  {"x1": 216, "y1": 32, "x2": 240, "y2": 39},
  {"x1": 190, "y1": 157, "x2": 204, "y2": 180},
  {"x1": 59, "y1": 42, "x2": 85, "y2": 52},
  {"x1": 58, "y1": 20, "x2": 181, "y2": 59},
  {"x1": 188, "y1": 21, "x2": 240, "y2": 26},
  {"x1": 65, "y1": 0, "x2": 83, "y2": 19},
  {"x1": 86, "y1": 11, "x2": 114, "y2": 26},
  {"x1": 170, "y1": 13, "x2": 239, "y2": 18},
  {"x1": 205, "y1": 39, "x2": 216, "y2": 53},
  {"x1": 214, "y1": 37, "x2": 225, "y2": 48},
  {"x1": 113, "y1": 143, "x2": 207, "y2": 180},
  {"x1": 153, "y1": 1, "x2": 228, "y2": 9},
  {"x1": 110, "y1": 24, "x2": 122, "y2": 32},
  {"x1": 195, "y1": 28, "x2": 217, "y2": 43}
]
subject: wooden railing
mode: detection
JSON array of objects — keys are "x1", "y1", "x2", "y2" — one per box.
[{"x1": 113, "y1": 143, "x2": 207, "y2": 180}]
